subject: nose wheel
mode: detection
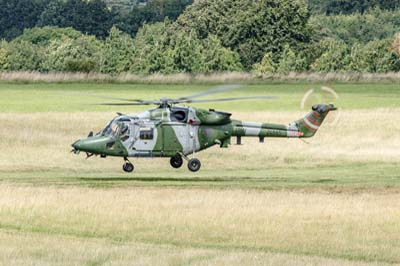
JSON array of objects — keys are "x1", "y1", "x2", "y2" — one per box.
[{"x1": 123, "y1": 158, "x2": 134, "y2": 173}]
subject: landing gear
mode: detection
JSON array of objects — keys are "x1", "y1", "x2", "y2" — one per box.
[
  {"x1": 177, "y1": 152, "x2": 202, "y2": 172},
  {"x1": 123, "y1": 162, "x2": 134, "y2": 172},
  {"x1": 170, "y1": 155, "x2": 183, "y2": 168},
  {"x1": 122, "y1": 157, "x2": 134, "y2": 173},
  {"x1": 187, "y1": 158, "x2": 201, "y2": 172}
]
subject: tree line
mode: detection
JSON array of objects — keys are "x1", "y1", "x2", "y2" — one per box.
[
  {"x1": 0, "y1": 0, "x2": 399, "y2": 74},
  {"x1": 0, "y1": 0, "x2": 192, "y2": 40}
]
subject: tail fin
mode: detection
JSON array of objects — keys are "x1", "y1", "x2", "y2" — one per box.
[{"x1": 292, "y1": 103, "x2": 337, "y2": 138}]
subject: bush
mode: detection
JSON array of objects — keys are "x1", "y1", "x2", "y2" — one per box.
[
  {"x1": 14, "y1": 26, "x2": 83, "y2": 46},
  {"x1": 130, "y1": 22, "x2": 171, "y2": 74},
  {"x1": 277, "y1": 45, "x2": 308, "y2": 73},
  {"x1": 252, "y1": 52, "x2": 276, "y2": 74},
  {"x1": 311, "y1": 39, "x2": 350, "y2": 71},
  {"x1": 100, "y1": 26, "x2": 136, "y2": 73},
  {"x1": 358, "y1": 39, "x2": 400, "y2": 72},
  {"x1": 200, "y1": 35, "x2": 242, "y2": 73},
  {"x1": 131, "y1": 22, "x2": 242, "y2": 74},
  {"x1": 6, "y1": 40, "x2": 45, "y2": 71},
  {"x1": 392, "y1": 32, "x2": 400, "y2": 55},
  {"x1": 65, "y1": 60, "x2": 96, "y2": 73},
  {"x1": 42, "y1": 35, "x2": 102, "y2": 72}
]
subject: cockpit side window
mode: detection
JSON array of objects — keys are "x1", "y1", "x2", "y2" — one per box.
[
  {"x1": 111, "y1": 122, "x2": 119, "y2": 136},
  {"x1": 139, "y1": 128, "x2": 154, "y2": 140},
  {"x1": 120, "y1": 124, "x2": 130, "y2": 141}
]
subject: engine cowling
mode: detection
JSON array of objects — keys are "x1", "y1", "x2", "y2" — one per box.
[{"x1": 196, "y1": 109, "x2": 232, "y2": 125}]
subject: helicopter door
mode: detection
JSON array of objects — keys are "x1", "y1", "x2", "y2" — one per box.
[{"x1": 133, "y1": 123, "x2": 158, "y2": 156}]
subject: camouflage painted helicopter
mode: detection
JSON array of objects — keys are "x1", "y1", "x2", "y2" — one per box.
[{"x1": 71, "y1": 85, "x2": 337, "y2": 172}]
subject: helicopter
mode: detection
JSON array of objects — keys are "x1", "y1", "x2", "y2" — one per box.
[{"x1": 71, "y1": 85, "x2": 337, "y2": 172}]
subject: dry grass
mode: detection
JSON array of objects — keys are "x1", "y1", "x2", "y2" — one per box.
[
  {"x1": 0, "y1": 185, "x2": 399, "y2": 265},
  {"x1": 0, "y1": 71, "x2": 399, "y2": 83},
  {"x1": 1, "y1": 232, "x2": 393, "y2": 266}
]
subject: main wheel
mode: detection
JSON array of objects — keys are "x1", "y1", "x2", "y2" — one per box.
[
  {"x1": 170, "y1": 155, "x2": 183, "y2": 168},
  {"x1": 187, "y1": 158, "x2": 201, "y2": 172},
  {"x1": 123, "y1": 162, "x2": 134, "y2": 173}
]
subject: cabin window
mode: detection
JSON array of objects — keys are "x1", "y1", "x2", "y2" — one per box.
[
  {"x1": 170, "y1": 107, "x2": 188, "y2": 122},
  {"x1": 139, "y1": 128, "x2": 154, "y2": 140}
]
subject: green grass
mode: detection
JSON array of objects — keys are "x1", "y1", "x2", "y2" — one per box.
[
  {"x1": 1, "y1": 162, "x2": 399, "y2": 191},
  {"x1": 0, "y1": 82, "x2": 399, "y2": 113}
]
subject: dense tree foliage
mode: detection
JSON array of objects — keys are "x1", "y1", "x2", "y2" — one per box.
[
  {"x1": 311, "y1": 8, "x2": 400, "y2": 45},
  {"x1": 0, "y1": 0, "x2": 399, "y2": 74},
  {"x1": 113, "y1": 0, "x2": 193, "y2": 36},
  {"x1": 173, "y1": 0, "x2": 312, "y2": 69},
  {"x1": 131, "y1": 22, "x2": 242, "y2": 73},
  {"x1": 38, "y1": 0, "x2": 113, "y2": 38},
  {"x1": 0, "y1": 0, "x2": 50, "y2": 40},
  {"x1": 105, "y1": 0, "x2": 140, "y2": 10},
  {"x1": 310, "y1": 0, "x2": 400, "y2": 14},
  {"x1": 0, "y1": 0, "x2": 191, "y2": 40}
]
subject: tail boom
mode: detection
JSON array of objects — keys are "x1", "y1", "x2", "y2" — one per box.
[{"x1": 231, "y1": 104, "x2": 336, "y2": 139}]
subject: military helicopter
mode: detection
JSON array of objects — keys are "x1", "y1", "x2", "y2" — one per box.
[{"x1": 71, "y1": 85, "x2": 337, "y2": 172}]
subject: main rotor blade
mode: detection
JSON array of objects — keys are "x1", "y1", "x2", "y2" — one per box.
[
  {"x1": 64, "y1": 92, "x2": 152, "y2": 103},
  {"x1": 177, "y1": 96, "x2": 276, "y2": 104},
  {"x1": 94, "y1": 102, "x2": 159, "y2": 106},
  {"x1": 85, "y1": 95, "x2": 150, "y2": 103},
  {"x1": 176, "y1": 84, "x2": 244, "y2": 101}
]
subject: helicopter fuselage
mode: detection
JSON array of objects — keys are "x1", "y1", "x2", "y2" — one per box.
[{"x1": 72, "y1": 106, "x2": 234, "y2": 158}]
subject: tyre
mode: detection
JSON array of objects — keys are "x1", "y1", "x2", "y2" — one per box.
[
  {"x1": 123, "y1": 162, "x2": 134, "y2": 173},
  {"x1": 187, "y1": 158, "x2": 201, "y2": 172},
  {"x1": 170, "y1": 155, "x2": 183, "y2": 168}
]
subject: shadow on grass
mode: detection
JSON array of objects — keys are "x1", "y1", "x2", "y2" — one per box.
[
  {"x1": 311, "y1": 178, "x2": 336, "y2": 183},
  {"x1": 77, "y1": 176, "x2": 259, "y2": 183}
]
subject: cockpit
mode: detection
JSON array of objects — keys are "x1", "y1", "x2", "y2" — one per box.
[{"x1": 101, "y1": 116, "x2": 131, "y2": 140}]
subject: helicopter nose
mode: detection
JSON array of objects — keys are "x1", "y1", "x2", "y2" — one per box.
[{"x1": 71, "y1": 139, "x2": 82, "y2": 150}]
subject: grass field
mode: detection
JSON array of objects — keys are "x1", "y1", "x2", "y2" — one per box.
[{"x1": 0, "y1": 82, "x2": 399, "y2": 265}]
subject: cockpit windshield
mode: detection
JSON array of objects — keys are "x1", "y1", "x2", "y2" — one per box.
[{"x1": 101, "y1": 117, "x2": 131, "y2": 137}]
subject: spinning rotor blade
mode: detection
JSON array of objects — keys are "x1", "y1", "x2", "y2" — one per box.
[
  {"x1": 66, "y1": 84, "x2": 277, "y2": 107},
  {"x1": 87, "y1": 95, "x2": 147, "y2": 103},
  {"x1": 94, "y1": 101, "x2": 159, "y2": 106},
  {"x1": 176, "y1": 84, "x2": 244, "y2": 101},
  {"x1": 177, "y1": 95, "x2": 276, "y2": 104},
  {"x1": 62, "y1": 92, "x2": 148, "y2": 103}
]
